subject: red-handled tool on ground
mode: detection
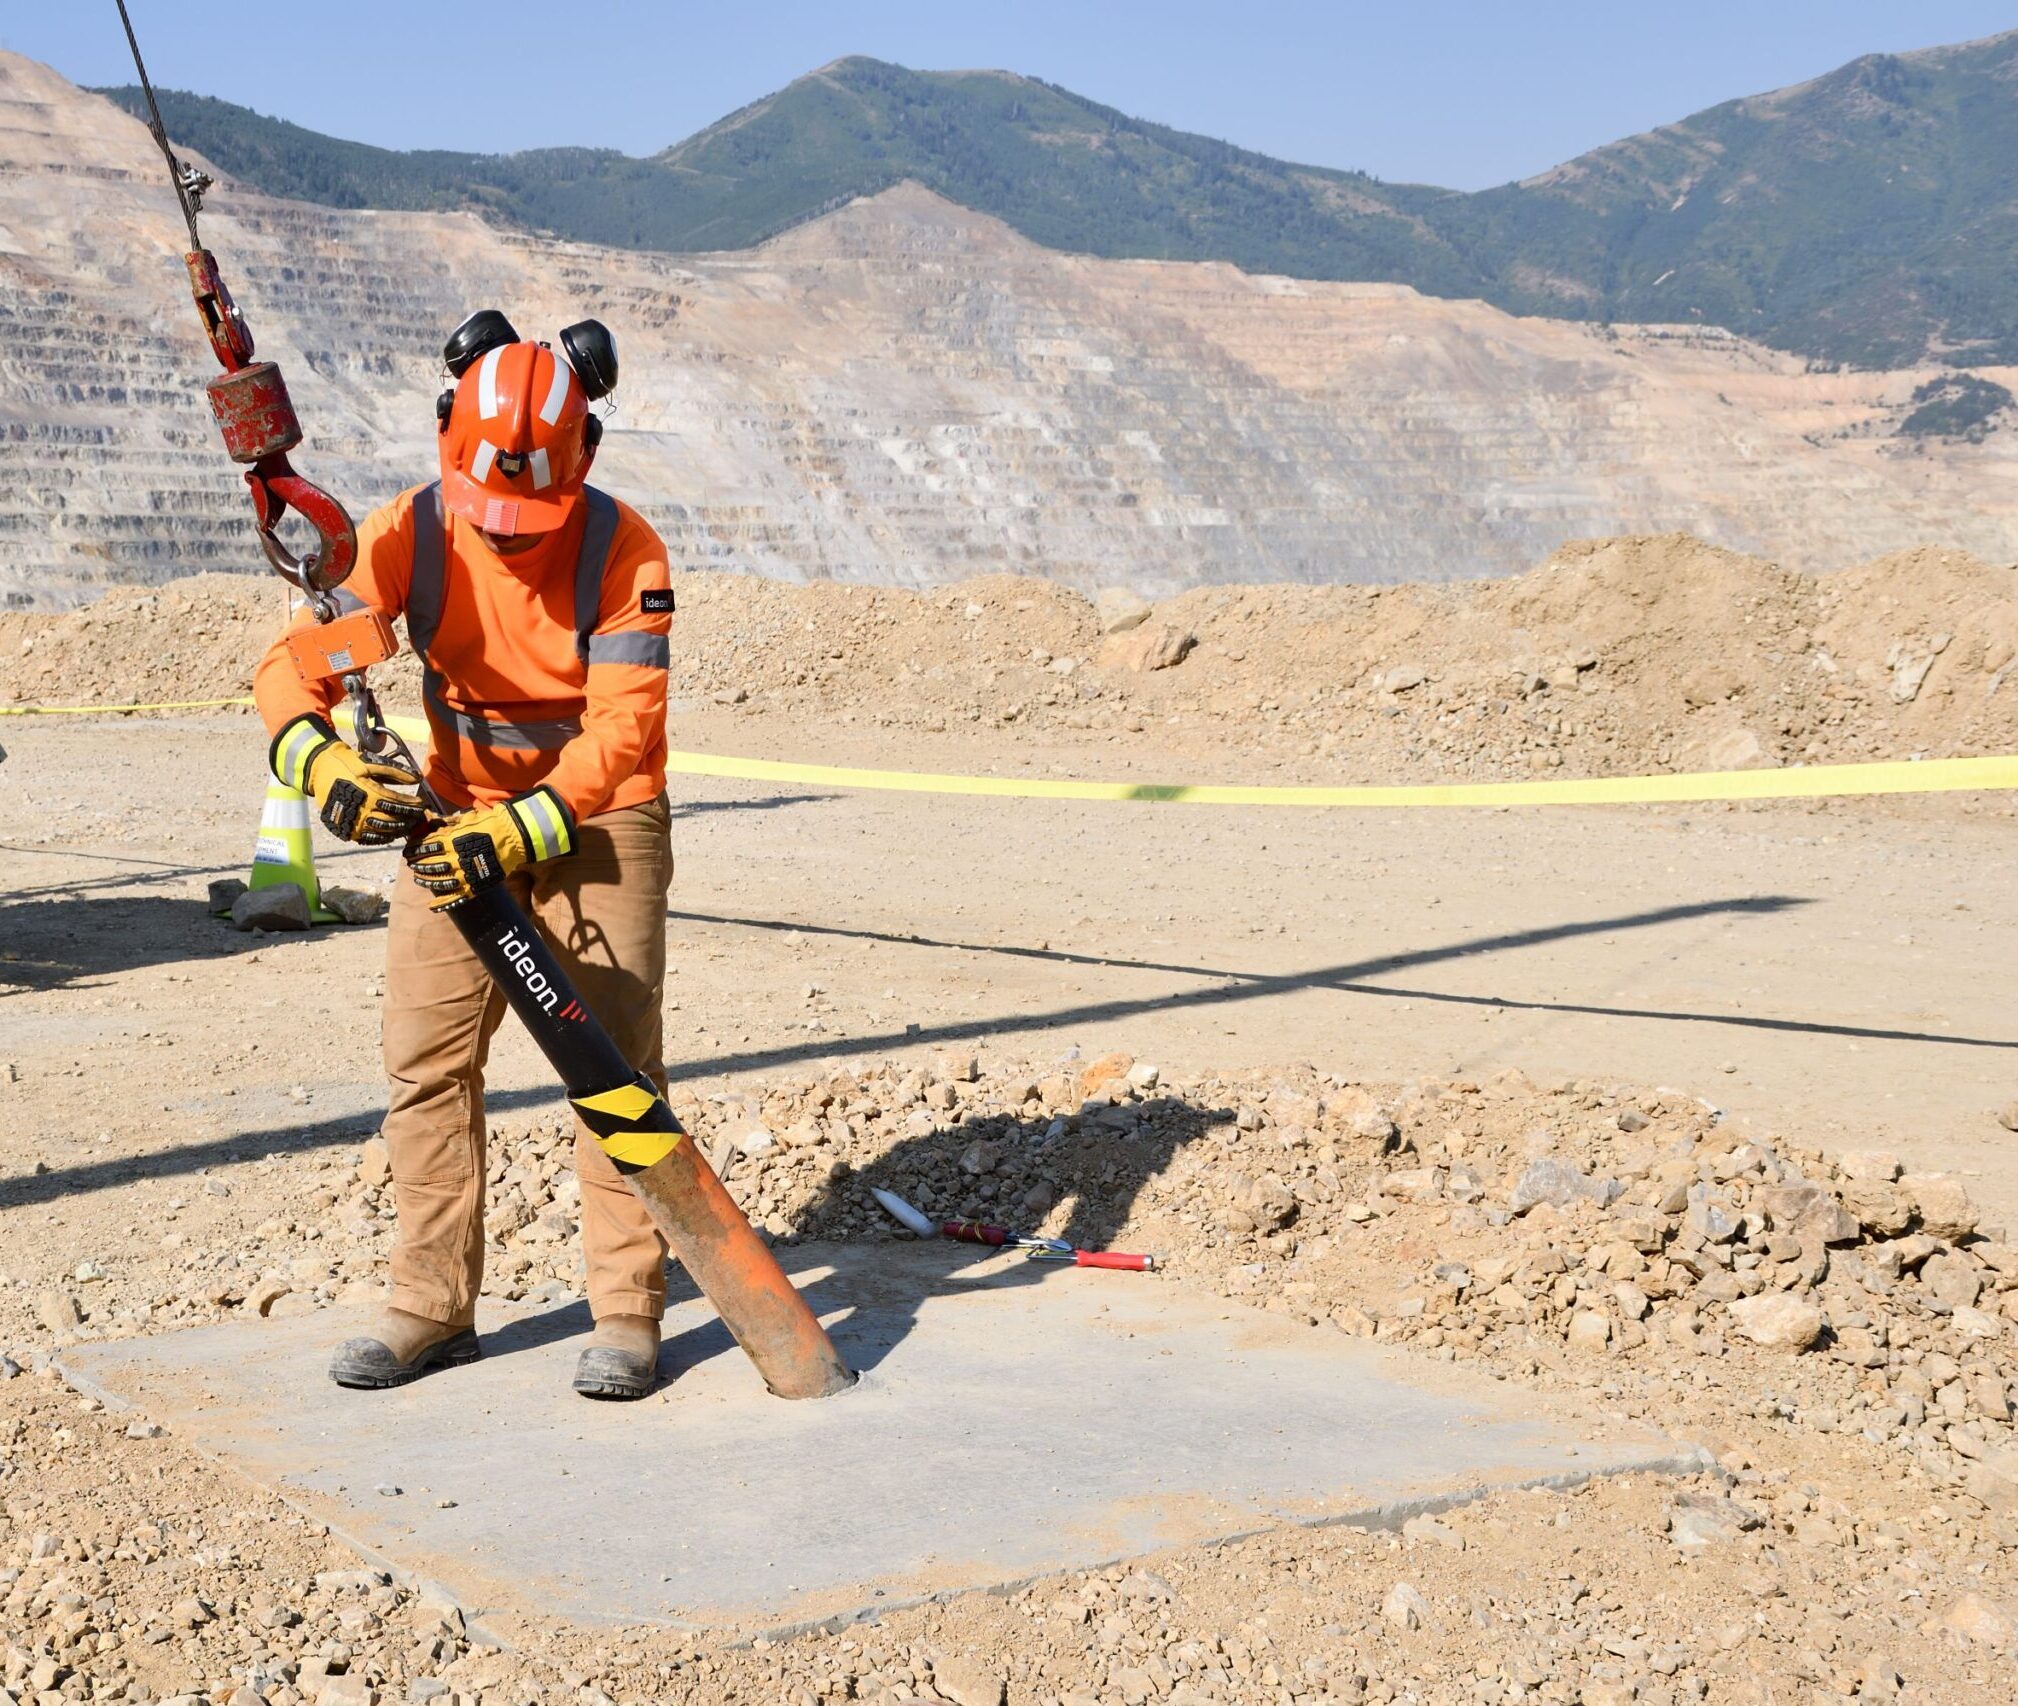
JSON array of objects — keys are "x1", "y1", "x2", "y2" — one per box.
[{"x1": 871, "y1": 1187, "x2": 1156, "y2": 1271}]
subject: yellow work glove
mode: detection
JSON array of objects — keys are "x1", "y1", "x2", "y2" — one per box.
[
  {"x1": 270, "y1": 713, "x2": 426, "y2": 845},
  {"x1": 408, "y1": 785, "x2": 576, "y2": 909}
]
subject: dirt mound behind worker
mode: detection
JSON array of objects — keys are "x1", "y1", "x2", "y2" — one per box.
[{"x1": 5, "y1": 537, "x2": 2015, "y2": 786}]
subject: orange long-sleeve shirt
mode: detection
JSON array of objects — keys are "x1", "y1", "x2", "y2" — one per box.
[{"x1": 254, "y1": 483, "x2": 672, "y2": 819}]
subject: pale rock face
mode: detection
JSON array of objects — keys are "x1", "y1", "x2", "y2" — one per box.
[
  {"x1": 1966, "y1": 1450, "x2": 2018, "y2": 1513},
  {"x1": 3, "y1": 51, "x2": 2016, "y2": 610},
  {"x1": 1094, "y1": 588, "x2": 1152, "y2": 634},
  {"x1": 1727, "y1": 1292, "x2": 1826, "y2": 1351},
  {"x1": 1901, "y1": 1173, "x2": 1980, "y2": 1241},
  {"x1": 1566, "y1": 1310, "x2": 1613, "y2": 1352},
  {"x1": 1098, "y1": 623, "x2": 1197, "y2": 673},
  {"x1": 1929, "y1": 1590, "x2": 2016, "y2": 1646},
  {"x1": 1918, "y1": 1251, "x2": 1984, "y2": 1312},
  {"x1": 1667, "y1": 1494, "x2": 1761, "y2": 1554},
  {"x1": 1509, "y1": 1156, "x2": 1616, "y2": 1213},
  {"x1": 1699, "y1": 727, "x2": 1771, "y2": 771},
  {"x1": 1839, "y1": 1179, "x2": 1914, "y2": 1238},
  {"x1": 1382, "y1": 1581, "x2": 1432, "y2": 1631}
]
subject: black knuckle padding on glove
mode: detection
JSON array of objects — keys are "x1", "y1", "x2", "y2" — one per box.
[
  {"x1": 451, "y1": 830, "x2": 505, "y2": 892},
  {"x1": 320, "y1": 778, "x2": 369, "y2": 842},
  {"x1": 409, "y1": 826, "x2": 504, "y2": 897},
  {"x1": 322, "y1": 778, "x2": 423, "y2": 845}
]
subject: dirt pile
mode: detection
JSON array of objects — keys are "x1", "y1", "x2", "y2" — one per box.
[
  {"x1": 5, "y1": 536, "x2": 2014, "y2": 784},
  {"x1": 0, "y1": 578, "x2": 422, "y2": 723},
  {"x1": 9, "y1": 1053, "x2": 2018, "y2": 1703}
]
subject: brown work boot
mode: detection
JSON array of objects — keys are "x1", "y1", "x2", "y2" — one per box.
[
  {"x1": 329, "y1": 1307, "x2": 480, "y2": 1389},
  {"x1": 572, "y1": 1312, "x2": 660, "y2": 1401}
]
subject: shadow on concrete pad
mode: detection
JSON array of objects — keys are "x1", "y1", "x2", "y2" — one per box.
[
  {"x1": 481, "y1": 1091, "x2": 1227, "y2": 1387},
  {"x1": 703, "y1": 1091, "x2": 1229, "y2": 1382}
]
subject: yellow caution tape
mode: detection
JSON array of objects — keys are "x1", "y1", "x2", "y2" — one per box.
[
  {"x1": 653, "y1": 748, "x2": 2018, "y2": 807},
  {"x1": 17, "y1": 702, "x2": 2017, "y2": 806},
  {"x1": 0, "y1": 695, "x2": 256, "y2": 715}
]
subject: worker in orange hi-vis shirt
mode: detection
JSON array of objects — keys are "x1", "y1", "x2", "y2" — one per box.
[{"x1": 253, "y1": 310, "x2": 677, "y2": 1401}]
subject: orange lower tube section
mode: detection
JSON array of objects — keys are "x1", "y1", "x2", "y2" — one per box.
[{"x1": 625, "y1": 1139, "x2": 856, "y2": 1400}]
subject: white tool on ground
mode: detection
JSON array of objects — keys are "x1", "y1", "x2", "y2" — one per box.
[{"x1": 871, "y1": 1187, "x2": 1156, "y2": 1270}]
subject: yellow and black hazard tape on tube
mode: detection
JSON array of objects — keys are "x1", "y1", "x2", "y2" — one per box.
[{"x1": 569, "y1": 1075, "x2": 686, "y2": 1174}]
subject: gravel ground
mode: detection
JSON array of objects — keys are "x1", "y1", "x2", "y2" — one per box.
[
  {"x1": 5, "y1": 551, "x2": 2018, "y2": 1703},
  {"x1": 7, "y1": 1052, "x2": 2018, "y2": 1705}
]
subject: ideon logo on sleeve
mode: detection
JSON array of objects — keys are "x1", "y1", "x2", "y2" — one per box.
[{"x1": 641, "y1": 589, "x2": 674, "y2": 614}]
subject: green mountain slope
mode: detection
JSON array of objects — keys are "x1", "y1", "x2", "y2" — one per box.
[
  {"x1": 1446, "y1": 37, "x2": 2018, "y2": 366},
  {"x1": 97, "y1": 33, "x2": 2018, "y2": 367}
]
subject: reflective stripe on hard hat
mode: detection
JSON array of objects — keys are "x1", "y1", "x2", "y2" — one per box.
[
  {"x1": 476, "y1": 345, "x2": 505, "y2": 419},
  {"x1": 538, "y1": 352, "x2": 572, "y2": 425},
  {"x1": 587, "y1": 631, "x2": 669, "y2": 668},
  {"x1": 529, "y1": 448, "x2": 551, "y2": 490},
  {"x1": 470, "y1": 440, "x2": 498, "y2": 484}
]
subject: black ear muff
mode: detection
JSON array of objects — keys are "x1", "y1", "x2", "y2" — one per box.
[
  {"x1": 559, "y1": 319, "x2": 618, "y2": 400},
  {"x1": 443, "y1": 308, "x2": 520, "y2": 378}
]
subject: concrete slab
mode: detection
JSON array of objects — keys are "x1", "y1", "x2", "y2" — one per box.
[{"x1": 60, "y1": 1244, "x2": 1699, "y2": 1633}]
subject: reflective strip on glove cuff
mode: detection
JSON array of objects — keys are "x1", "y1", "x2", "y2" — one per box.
[
  {"x1": 270, "y1": 714, "x2": 338, "y2": 793},
  {"x1": 505, "y1": 786, "x2": 576, "y2": 863}
]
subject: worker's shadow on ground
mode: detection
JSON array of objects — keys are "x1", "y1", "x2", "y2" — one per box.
[
  {"x1": 481, "y1": 1094, "x2": 1231, "y2": 1384},
  {"x1": 665, "y1": 1093, "x2": 1232, "y2": 1383},
  {"x1": 0, "y1": 895, "x2": 245, "y2": 993}
]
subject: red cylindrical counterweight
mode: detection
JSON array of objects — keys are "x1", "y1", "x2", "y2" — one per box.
[{"x1": 206, "y1": 362, "x2": 303, "y2": 463}]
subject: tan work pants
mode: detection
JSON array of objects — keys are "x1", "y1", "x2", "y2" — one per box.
[{"x1": 379, "y1": 794, "x2": 673, "y2": 1326}]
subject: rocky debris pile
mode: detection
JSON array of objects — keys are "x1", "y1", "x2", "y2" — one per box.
[
  {"x1": 5, "y1": 537, "x2": 2015, "y2": 788},
  {"x1": 0, "y1": 1399, "x2": 482, "y2": 1706},
  {"x1": 427, "y1": 1051, "x2": 2018, "y2": 1527},
  {"x1": 31, "y1": 1049, "x2": 2018, "y2": 1527},
  {"x1": 564, "y1": 537, "x2": 2018, "y2": 781}
]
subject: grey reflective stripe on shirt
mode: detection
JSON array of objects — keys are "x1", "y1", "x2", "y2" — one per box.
[
  {"x1": 328, "y1": 586, "x2": 367, "y2": 616},
  {"x1": 586, "y1": 631, "x2": 670, "y2": 668},
  {"x1": 421, "y1": 675, "x2": 582, "y2": 750}
]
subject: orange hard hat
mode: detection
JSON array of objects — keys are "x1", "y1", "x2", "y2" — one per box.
[{"x1": 438, "y1": 341, "x2": 593, "y2": 535}]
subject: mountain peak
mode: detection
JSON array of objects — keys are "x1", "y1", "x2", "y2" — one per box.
[{"x1": 82, "y1": 33, "x2": 2018, "y2": 367}]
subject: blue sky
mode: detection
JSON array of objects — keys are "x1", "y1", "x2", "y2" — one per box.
[{"x1": 13, "y1": 2, "x2": 2016, "y2": 190}]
